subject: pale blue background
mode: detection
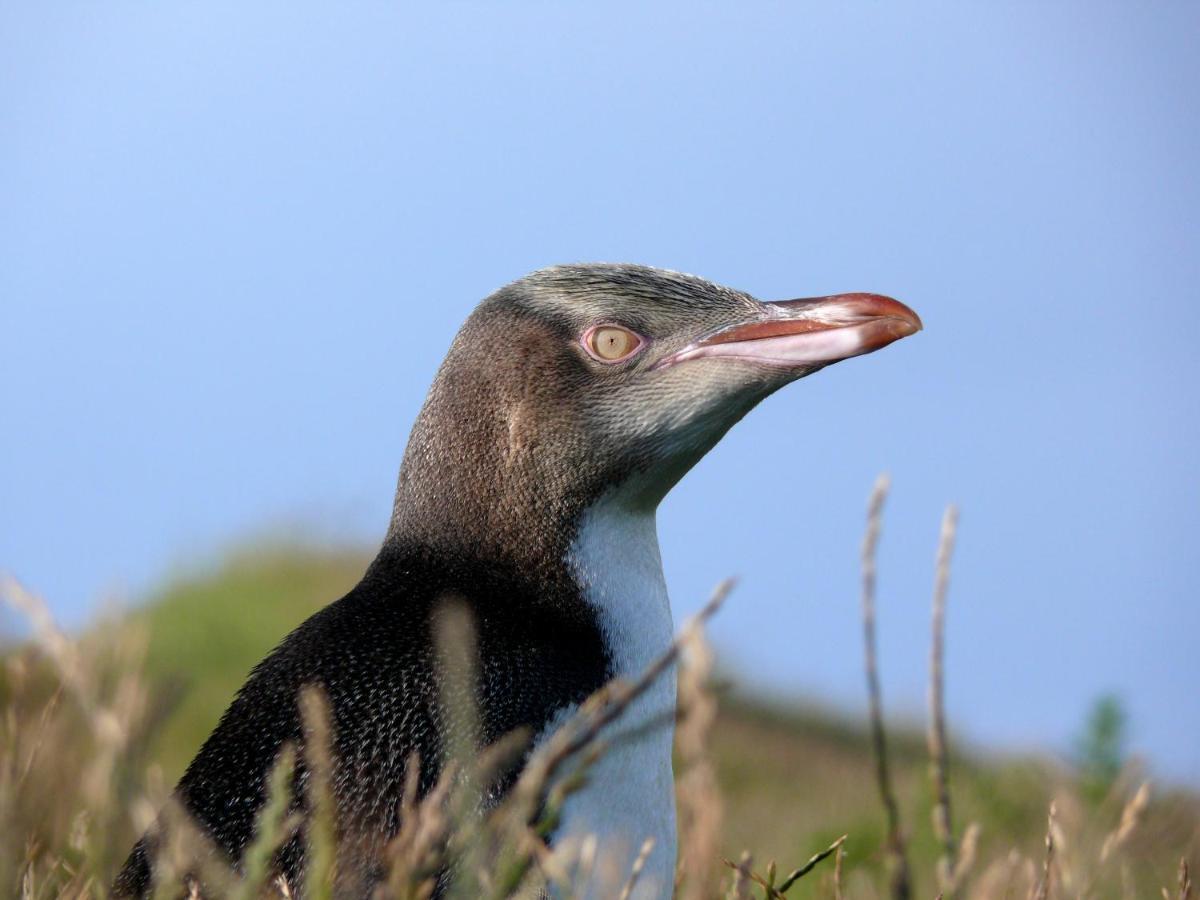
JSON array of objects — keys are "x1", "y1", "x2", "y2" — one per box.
[{"x1": 2, "y1": 3, "x2": 1197, "y2": 781}]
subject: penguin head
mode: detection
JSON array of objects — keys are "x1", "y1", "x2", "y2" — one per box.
[{"x1": 401, "y1": 264, "x2": 921, "y2": 523}]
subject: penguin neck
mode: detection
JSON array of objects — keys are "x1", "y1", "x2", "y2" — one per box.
[
  {"x1": 384, "y1": 450, "x2": 588, "y2": 594},
  {"x1": 384, "y1": 390, "x2": 575, "y2": 579},
  {"x1": 381, "y1": 383, "x2": 663, "y2": 614}
]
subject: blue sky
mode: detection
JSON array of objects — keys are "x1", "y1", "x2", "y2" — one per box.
[{"x1": 2, "y1": 3, "x2": 1197, "y2": 782}]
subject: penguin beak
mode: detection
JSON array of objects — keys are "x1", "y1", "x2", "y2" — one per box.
[{"x1": 654, "y1": 293, "x2": 922, "y2": 371}]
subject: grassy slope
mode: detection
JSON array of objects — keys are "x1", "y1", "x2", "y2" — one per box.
[{"x1": 130, "y1": 548, "x2": 1198, "y2": 896}]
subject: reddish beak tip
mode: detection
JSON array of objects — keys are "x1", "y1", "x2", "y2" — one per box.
[
  {"x1": 661, "y1": 291, "x2": 922, "y2": 371},
  {"x1": 772, "y1": 292, "x2": 923, "y2": 334}
]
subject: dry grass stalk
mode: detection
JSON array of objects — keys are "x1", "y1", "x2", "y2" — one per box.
[
  {"x1": 833, "y1": 841, "x2": 845, "y2": 900},
  {"x1": 719, "y1": 835, "x2": 845, "y2": 899},
  {"x1": 377, "y1": 755, "x2": 458, "y2": 900},
  {"x1": 572, "y1": 834, "x2": 599, "y2": 894},
  {"x1": 970, "y1": 848, "x2": 1029, "y2": 898},
  {"x1": 147, "y1": 796, "x2": 237, "y2": 900},
  {"x1": 675, "y1": 625, "x2": 722, "y2": 900},
  {"x1": 776, "y1": 833, "x2": 848, "y2": 893},
  {"x1": 1120, "y1": 862, "x2": 1136, "y2": 900},
  {"x1": 1047, "y1": 799, "x2": 1073, "y2": 895},
  {"x1": 725, "y1": 850, "x2": 753, "y2": 900},
  {"x1": 1180, "y1": 858, "x2": 1193, "y2": 900},
  {"x1": 232, "y1": 745, "x2": 299, "y2": 900},
  {"x1": 951, "y1": 822, "x2": 980, "y2": 889},
  {"x1": 1099, "y1": 781, "x2": 1150, "y2": 863},
  {"x1": 1030, "y1": 802, "x2": 1056, "y2": 900},
  {"x1": 429, "y1": 601, "x2": 492, "y2": 900},
  {"x1": 720, "y1": 856, "x2": 779, "y2": 900},
  {"x1": 432, "y1": 600, "x2": 482, "y2": 775},
  {"x1": 928, "y1": 505, "x2": 960, "y2": 895},
  {"x1": 299, "y1": 687, "x2": 338, "y2": 900},
  {"x1": 1, "y1": 578, "x2": 88, "y2": 706},
  {"x1": 616, "y1": 837, "x2": 656, "y2": 900},
  {"x1": 860, "y1": 474, "x2": 911, "y2": 900},
  {"x1": 14, "y1": 681, "x2": 62, "y2": 791}
]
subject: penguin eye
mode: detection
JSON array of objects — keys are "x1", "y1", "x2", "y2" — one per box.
[{"x1": 582, "y1": 325, "x2": 645, "y2": 364}]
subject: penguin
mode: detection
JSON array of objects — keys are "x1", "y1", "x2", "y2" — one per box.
[{"x1": 114, "y1": 263, "x2": 921, "y2": 898}]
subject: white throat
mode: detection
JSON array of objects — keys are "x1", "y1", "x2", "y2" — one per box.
[
  {"x1": 535, "y1": 492, "x2": 677, "y2": 899},
  {"x1": 572, "y1": 496, "x2": 674, "y2": 681}
]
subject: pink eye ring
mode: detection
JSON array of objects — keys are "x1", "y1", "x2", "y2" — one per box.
[{"x1": 581, "y1": 324, "x2": 646, "y2": 364}]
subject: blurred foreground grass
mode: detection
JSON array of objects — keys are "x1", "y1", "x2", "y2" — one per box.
[{"x1": 3, "y1": 546, "x2": 1197, "y2": 897}]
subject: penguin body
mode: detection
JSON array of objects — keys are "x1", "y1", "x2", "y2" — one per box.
[{"x1": 115, "y1": 264, "x2": 921, "y2": 897}]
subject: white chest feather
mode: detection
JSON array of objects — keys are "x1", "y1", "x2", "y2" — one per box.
[{"x1": 534, "y1": 495, "x2": 677, "y2": 899}]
